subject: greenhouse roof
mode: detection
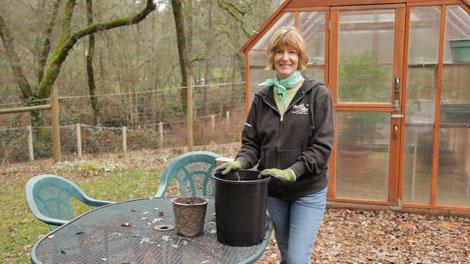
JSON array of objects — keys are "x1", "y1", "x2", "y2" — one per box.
[{"x1": 240, "y1": 0, "x2": 470, "y2": 53}]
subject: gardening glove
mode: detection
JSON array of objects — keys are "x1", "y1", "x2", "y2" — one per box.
[
  {"x1": 215, "y1": 160, "x2": 243, "y2": 175},
  {"x1": 260, "y1": 168, "x2": 296, "y2": 182}
]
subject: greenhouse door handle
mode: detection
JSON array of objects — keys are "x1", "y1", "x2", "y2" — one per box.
[
  {"x1": 393, "y1": 124, "x2": 399, "y2": 139},
  {"x1": 394, "y1": 76, "x2": 401, "y2": 110}
]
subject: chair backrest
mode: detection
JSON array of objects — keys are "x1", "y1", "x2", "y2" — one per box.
[
  {"x1": 25, "y1": 174, "x2": 91, "y2": 230},
  {"x1": 155, "y1": 151, "x2": 220, "y2": 197}
]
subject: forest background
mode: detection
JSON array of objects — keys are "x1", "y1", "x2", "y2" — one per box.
[
  {"x1": 2, "y1": 2, "x2": 469, "y2": 263},
  {"x1": 0, "y1": 0, "x2": 283, "y2": 163}
]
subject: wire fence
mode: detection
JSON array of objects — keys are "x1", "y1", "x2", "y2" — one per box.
[{"x1": 0, "y1": 82, "x2": 247, "y2": 164}]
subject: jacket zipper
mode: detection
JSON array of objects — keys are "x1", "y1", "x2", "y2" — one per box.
[
  {"x1": 262, "y1": 97, "x2": 282, "y2": 168},
  {"x1": 262, "y1": 93, "x2": 306, "y2": 168},
  {"x1": 262, "y1": 97, "x2": 281, "y2": 119},
  {"x1": 262, "y1": 93, "x2": 306, "y2": 121}
]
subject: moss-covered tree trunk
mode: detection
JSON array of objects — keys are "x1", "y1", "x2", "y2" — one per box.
[
  {"x1": 171, "y1": 0, "x2": 191, "y2": 113},
  {"x1": 203, "y1": 0, "x2": 213, "y2": 114},
  {"x1": 86, "y1": 0, "x2": 99, "y2": 126}
]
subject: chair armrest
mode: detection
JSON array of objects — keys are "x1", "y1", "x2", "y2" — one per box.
[
  {"x1": 155, "y1": 186, "x2": 166, "y2": 197},
  {"x1": 35, "y1": 213, "x2": 69, "y2": 226},
  {"x1": 83, "y1": 198, "x2": 114, "y2": 207}
]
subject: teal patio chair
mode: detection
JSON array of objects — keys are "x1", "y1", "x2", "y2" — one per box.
[
  {"x1": 155, "y1": 151, "x2": 220, "y2": 197},
  {"x1": 25, "y1": 174, "x2": 113, "y2": 230}
]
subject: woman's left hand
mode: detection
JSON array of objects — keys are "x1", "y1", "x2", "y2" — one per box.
[{"x1": 260, "y1": 168, "x2": 296, "y2": 182}]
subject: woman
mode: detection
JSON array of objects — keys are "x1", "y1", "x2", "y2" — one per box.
[{"x1": 217, "y1": 26, "x2": 334, "y2": 264}]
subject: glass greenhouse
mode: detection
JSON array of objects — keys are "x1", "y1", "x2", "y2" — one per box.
[{"x1": 241, "y1": 0, "x2": 470, "y2": 213}]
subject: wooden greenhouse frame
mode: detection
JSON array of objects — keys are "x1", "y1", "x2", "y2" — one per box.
[{"x1": 241, "y1": 0, "x2": 470, "y2": 215}]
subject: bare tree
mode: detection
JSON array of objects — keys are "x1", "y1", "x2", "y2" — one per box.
[
  {"x1": 0, "y1": 0, "x2": 279, "y2": 130},
  {"x1": 0, "y1": 0, "x2": 156, "y2": 134},
  {"x1": 171, "y1": 0, "x2": 191, "y2": 112},
  {"x1": 86, "y1": 0, "x2": 99, "y2": 126}
]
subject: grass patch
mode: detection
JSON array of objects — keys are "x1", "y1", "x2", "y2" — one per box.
[
  {"x1": 0, "y1": 153, "x2": 167, "y2": 263},
  {"x1": 0, "y1": 144, "x2": 240, "y2": 263}
]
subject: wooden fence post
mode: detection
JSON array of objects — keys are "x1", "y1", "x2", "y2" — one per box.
[
  {"x1": 76, "y1": 123, "x2": 82, "y2": 158},
  {"x1": 122, "y1": 126, "x2": 127, "y2": 152},
  {"x1": 159, "y1": 122, "x2": 163, "y2": 147},
  {"x1": 211, "y1": 114, "x2": 215, "y2": 130},
  {"x1": 187, "y1": 74, "x2": 193, "y2": 151},
  {"x1": 27, "y1": 125, "x2": 34, "y2": 161},
  {"x1": 51, "y1": 85, "x2": 61, "y2": 161}
]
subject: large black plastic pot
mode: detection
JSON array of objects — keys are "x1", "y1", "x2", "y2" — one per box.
[{"x1": 212, "y1": 169, "x2": 270, "y2": 246}]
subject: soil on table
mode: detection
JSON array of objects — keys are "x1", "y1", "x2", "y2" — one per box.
[{"x1": 174, "y1": 196, "x2": 207, "y2": 205}]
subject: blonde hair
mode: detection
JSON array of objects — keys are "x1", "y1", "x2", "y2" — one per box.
[{"x1": 265, "y1": 26, "x2": 309, "y2": 71}]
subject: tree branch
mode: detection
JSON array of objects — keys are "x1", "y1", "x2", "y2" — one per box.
[
  {"x1": 36, "y1": 0, "x2": 156, "y2": 98},
  {"x1": 0, "y1": 15, "x2": 33, "y2": 99},
  {"x1": 57, "y1": 0, "x2": 76, "y2": 47},
  {"x1": 223, "y1": 0, "x2": 246, "y2": 15},
  {"x1": 37, "y1": 0, "x2": 62, "y2": 84},
  {"x1": 217, "y1": 0, "x2": 250, "y2": 38}
]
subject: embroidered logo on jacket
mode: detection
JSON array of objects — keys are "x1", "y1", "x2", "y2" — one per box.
[{"x1": 292, "y1": 103, "x2": 309, "y2": 115}]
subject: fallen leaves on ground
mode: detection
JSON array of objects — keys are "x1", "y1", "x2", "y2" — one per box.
[
  {"x1": 2, "y1": 143, "x2": 468, "y2": 263},
  {"x1": 257, "y1": 209, "x2": 469, "y2": 263}
]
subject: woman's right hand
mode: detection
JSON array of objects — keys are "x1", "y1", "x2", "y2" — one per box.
[{"x1": 215, "y1": 160, "x2": 242, "y2": 175}]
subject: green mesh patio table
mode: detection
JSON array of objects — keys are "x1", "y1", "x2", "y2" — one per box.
[{"x1": 30, "y1": 197, "x2": 272, "y2": 264}]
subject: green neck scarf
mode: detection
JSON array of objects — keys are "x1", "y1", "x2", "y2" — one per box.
[{"x1": 259, "y1": 70, "x2": 303, "y2": 100}]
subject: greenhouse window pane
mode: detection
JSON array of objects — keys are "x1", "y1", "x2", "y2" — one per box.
[
  {"x1": 249, "y1": 67, "x2": 272, "y2": 101},
  {"x1": 403, "y1": 6, "x2": 441, "y2": 205},
  {"x1": 249, "y1": 50, "x2": 266, "y2": 67},
  {"x1": 408, "y1": 6, "x2": 441, "y2": 65},
  {"x1": 253, "y1": 12, "x2": 295, "y2": 51},
  {"x1": 299, "y1": 11, "x2": 325, "y2": 66},
  {"x1": 443, "y1": 5, "x2": 470, "y2": 64},
  {"x1": 303, "y1": 67, "x2": 324, "y2": 82},
  {"x1": 436, "y1": 127, "x2": 470, "y2": 207},
  {"x1": 336, "y1": 111, "x2": 390, "y2": 201},
  {"x1": 437, "y1": 5, "x2": 470, "y2": 207},
  {"x1": 402, "y1": 123, "x2": 434, "y2": 205},
  {"x1": 338, "y1": 9, "x2": 394, "y2": 103}
]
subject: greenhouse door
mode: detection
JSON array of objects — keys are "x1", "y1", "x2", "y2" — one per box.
[{"x1": 329, "y1": 5, "x2": 406, "y2": 205}]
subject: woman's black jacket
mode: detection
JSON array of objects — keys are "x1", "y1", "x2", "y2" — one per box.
[{"x1": 236, "y1": 77, "x2": 335, "y2": 201}]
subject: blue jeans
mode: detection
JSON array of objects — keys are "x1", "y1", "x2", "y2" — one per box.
[{"x1": 266, "y1": 187, "x2": 327, "y2": 264}]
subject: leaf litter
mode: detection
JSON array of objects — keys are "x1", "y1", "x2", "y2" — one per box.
[
  {"x1": 5, "y1": 143, "x2": 467, "y2": 263},
  {"x1": 257, "y1": 208, "x2": 469, "y2": 263}
]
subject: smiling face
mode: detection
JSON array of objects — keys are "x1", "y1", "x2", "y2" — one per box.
[
  {"x1": 265, "y1": 27, "x2": 308, "y2": 76},
  {"x1": 274, "y1": 45, "x2": 299, "y2": 80}
]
